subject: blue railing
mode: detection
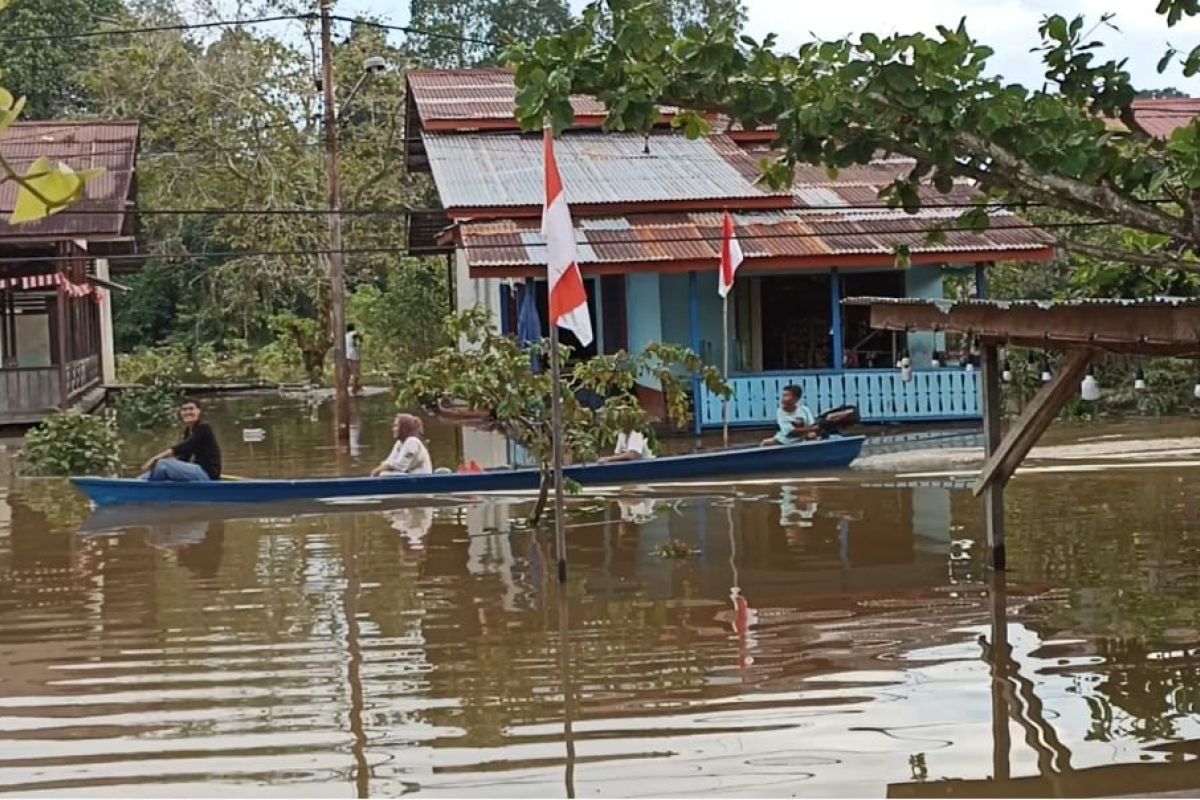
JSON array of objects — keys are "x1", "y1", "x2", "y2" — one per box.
[{"x1": 696, "y1": 369, "x2": 981, "y2": 430}]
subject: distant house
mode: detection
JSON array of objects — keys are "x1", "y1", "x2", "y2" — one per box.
[
  {"x1": 0, "y1": 121, "x2": 138, "y2": 424},
  {"x1": 1109, "y1": 98, "x2": 1200, "y2": 139},
  {"x1": 403, "y1": 69, "x2": 1056, "y2": 430}
]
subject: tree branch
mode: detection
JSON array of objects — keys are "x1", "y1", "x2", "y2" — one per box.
[
  {"x1": 1059, "y1": 238, "x2": 1200, "y2": 272},
  {"x1": 952, "y1": 130, "x2": 1190, "y2": 240}
]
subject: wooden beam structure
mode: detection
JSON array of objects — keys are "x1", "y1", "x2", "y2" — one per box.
[
  {"x1": 851, "y1": 297, "x2": 1200, "y2": 358},
  {"x1": 979, "y1": 344, "x2": 1006, "y2": 568},
  {"x1": 973, "y1": 348, "x2": 1091, "y2": 498},
  {"x1": 845, "y1": 296, "x2": 1200, "y2": 572}
]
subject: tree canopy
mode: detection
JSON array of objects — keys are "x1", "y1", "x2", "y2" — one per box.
[
  {"x1": 0, "y1": 0, "x2": 124, "y2": 118},
  {"x1": 71, "y1": 2, "x2": 447, "y2": 379},
  {"x1": 406, "y1": 0, "x2": 572, "y2": 68},
  {"x1": 508, "y1": 0, "x2": 1200, "y2": 272}
]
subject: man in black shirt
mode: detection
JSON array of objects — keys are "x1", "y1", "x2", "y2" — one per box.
[{"x1": 140, "y1": 398, "x2": 223, "y2": 481}]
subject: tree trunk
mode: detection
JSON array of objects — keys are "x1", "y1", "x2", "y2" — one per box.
[{"x1": 529, "y1": 465, "x2": 551, "y2": 526}]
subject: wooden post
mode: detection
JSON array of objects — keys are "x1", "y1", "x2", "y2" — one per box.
[
  {"x1": 975, "y1": 262, "x2": 990, "y2": 299},
  {"x1": 689, "y1": 271, "x2": 703, "y2": 436},
  {"x1": 974, "y1": 348, "x2": 1090, "y2": 500},
  {"x1": 319, "y1": 0, "x2": 350, "y2": 443},
  {"x1": 829, "y1": 268, "x2": 844, "y2": 371},
  {"x1": 55, "y1": 281, "x2": 69, "y2": 408},
  {"x1": 988, "y1": 571, "x2": 1011, "y2": 782},
  {"x1": 980, "y1": 342, "x2": 1006, "y2": 569}
]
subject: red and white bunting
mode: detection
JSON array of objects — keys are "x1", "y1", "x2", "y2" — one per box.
[{"x1": 0, "y1": 272, "x2": 98, "y2": 298}]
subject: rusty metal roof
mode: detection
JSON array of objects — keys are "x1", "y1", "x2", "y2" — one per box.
[
  {"x1": 1127, "y1": 98, "x2": 1200, "y2": 140},
  {"x1": 424, "y1": 131, "x2": 790, "y2": 211},
  {"x1": 843, "y1": 296, "x2": 1200, "y2": 310},
  {"x1": 0, "y1": 121, "x2": 138, "y2": 242},
  {"x1": 407, "y1": 68, "x2": 611, "y2": 131},
  {"x1": 458, "y1": 209, "x2": 1056, "y2": 273}
]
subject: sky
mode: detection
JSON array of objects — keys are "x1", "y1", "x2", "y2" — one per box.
[{"x1": 326, "y1": 0, "x2": 1200, "y2": 93}]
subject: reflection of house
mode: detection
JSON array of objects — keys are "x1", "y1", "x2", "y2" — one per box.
[
  {"x1": 403, "y1": 69, "x2": 1054, "y2": 429},
  {"x1": 0, "y1": 121, "x2": 138, "y2": 423}
]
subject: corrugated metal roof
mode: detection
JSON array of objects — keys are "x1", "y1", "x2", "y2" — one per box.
[
  {"x1": 0, "y1": 121, "x2": 138, "y2": 242},
  {"x1": 407, "y1": 68, "x2": 609, "y2": 129},
  {"x1": 1127, "y1": 98, "x2": 1200, "y2": 139},
  {"x1": 424, "y1": 131, "x2": 788, "y2": 210},
  {"x1": 843, "y1": 296, "x2": 1200, "y2": 310},
  {"x1": 458, "y1": 210, "x2": 1056, "y2": 270}
]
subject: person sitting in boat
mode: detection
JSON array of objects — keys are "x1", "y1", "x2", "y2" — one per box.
[
  {"x1": 140, "y1": 398, "x2": 222, "y2": 481},
  {"x1": 598, "y1": 423, "x2": 656, "y2": 463},
  {"x1": 371, "y1": 413, "x2": 433, "y2": 476},
  {"x1": 760, "y1": 384, "x2": 817, "y2": 446}
]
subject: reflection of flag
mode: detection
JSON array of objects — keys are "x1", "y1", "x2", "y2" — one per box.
[
  {"x1": 542, "y1": 128, "x2": 592, "y2": 347},
  {"x1": 732, "y1": 591, "x2": 753, "y2": 636},
  {"x1": 718, "y1": 211, "x2": 743, "y2": 298}
]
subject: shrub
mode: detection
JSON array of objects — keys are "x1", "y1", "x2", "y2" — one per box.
[
  {"x1": 117, "y1": 343, "x2": 191, "y2": 383},
  {"x1": 21, "y1": 411, "x2": 120, "y2": 476},
  {"x1": 113, "y1": 380, "x2": 183, "y2": 429}
]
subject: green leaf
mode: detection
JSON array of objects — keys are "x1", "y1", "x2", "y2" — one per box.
[
  {"x1": 10, "y1": 157, "x2": 103, "y2": 225},
  {"x1": 0, "y1": 93, "x2": 24, "y2": 135}
]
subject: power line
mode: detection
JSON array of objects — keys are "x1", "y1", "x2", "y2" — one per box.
[
  {"x1": 330, "y1": 15, "x2": 500, "y2": 47},
  {"x1": 0, "y1": 199, "x2": 1177, "y2": 217},
  {"x1": 0, "y1": 13, "x2": 313, "y2": 46},
  {"x1": 0, "y1": 11, "x2": 501, "y2": 48}
]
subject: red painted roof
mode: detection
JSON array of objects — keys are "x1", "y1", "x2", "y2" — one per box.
[
  {"x1": 457, "y1": 209, "x2": 1056, "y2": 277},
  {"x1": 0, "y1": 121, "x2": 139, "y2": 242},
  {"x1": 407, "y1": 68, "x2": 612, "y2": 132},
  {"x1": 1128, "y1": 98, "x2": 1200, "y2": 139}
]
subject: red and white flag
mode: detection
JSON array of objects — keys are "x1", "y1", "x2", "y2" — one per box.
[
  {"x1": 718, "y1": 211, "x2": 743, "y2": 298},
  {"x1": 542, "y1": 128, "x2": 593, "y2": 347}
]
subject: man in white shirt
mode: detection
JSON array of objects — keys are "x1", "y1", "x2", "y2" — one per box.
[
  {"x1": 599, "y1": 427, "x2": 656, "y2": 463},
  {"x1": 760, "y1": 384, "x2": 817, "y2": 446},
  {"x1": 345, "y1": 325, "x2": 362, "y2": 396}
]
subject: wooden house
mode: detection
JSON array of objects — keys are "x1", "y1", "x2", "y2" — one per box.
[
  {"x1": 0, "y1": 121, "x2": 138, "y2": 424},
  {"x1": 403, "y1": 69, "x2": 1057, "y2": 429}
]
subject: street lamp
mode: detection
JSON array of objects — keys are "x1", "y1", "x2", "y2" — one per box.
[{"x1": 338, "y1": 56, "x2": 387, "y2": 122}]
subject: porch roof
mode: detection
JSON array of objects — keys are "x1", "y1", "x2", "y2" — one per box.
[
  {"x1": 0, "y1": 121, "x2": 139, "y2": 244},
  {"x1": 456, "y1": 210, "x2": 1056, "y2": 278},
  {"x1": 843, "y1": 296, "x2": 1200, "y2": 357}
]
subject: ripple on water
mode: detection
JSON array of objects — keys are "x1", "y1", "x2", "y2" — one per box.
[{"x1": 3, "y1": 405, "x2": 1200, "y2": 796}]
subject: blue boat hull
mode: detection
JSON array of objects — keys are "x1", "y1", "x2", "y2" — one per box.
[{"x1": 71, "y1": 436, "x2": 865, "y2": 508}]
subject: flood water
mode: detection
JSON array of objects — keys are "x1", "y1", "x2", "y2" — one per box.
[{"x1": 2, "y1": 394, "x2": 1200, "y2": 797}]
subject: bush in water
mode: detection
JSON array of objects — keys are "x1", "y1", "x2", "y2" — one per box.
[
  {"x1": 21, "y1": 410, "x2": 120, "y2": 477},
  {"x1": 113, "y1": 380, "x2": 183, "y2": 429}
]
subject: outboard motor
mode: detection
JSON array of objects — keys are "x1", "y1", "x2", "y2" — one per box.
[{"x1": 814, "y1": 405, "x2": 860, "y2": 438}]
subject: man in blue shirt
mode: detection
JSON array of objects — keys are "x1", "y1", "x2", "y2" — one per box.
[{"x1": 760, "y1": 384, "x2": 816, "y2": 446}]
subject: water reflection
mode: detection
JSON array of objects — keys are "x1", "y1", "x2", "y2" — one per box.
[{"x1": 2, "y1": 396, "x2": 1200, "y2": 795}]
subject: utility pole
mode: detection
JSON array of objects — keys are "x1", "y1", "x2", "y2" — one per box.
[{"x1": 319, "y1": 0, "x2": 350, "y2": 441}]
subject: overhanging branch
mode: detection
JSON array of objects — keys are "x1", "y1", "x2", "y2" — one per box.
[{"x1": 1059, "y1": 238, "x2": 1200, "y2": 271}]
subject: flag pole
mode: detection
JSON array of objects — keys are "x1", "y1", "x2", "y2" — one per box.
[
  {"x1": 550, "y1": 313, "x2": 568, "y2": 583},
  {"x1": 721, "y1": 292, "x2": 730, "y2": 448}
]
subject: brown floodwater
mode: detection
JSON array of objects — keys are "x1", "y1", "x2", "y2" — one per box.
[{"x1": 2, "y1": 394, "x2": 1200, "y2": 797}]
